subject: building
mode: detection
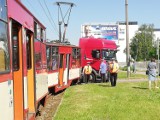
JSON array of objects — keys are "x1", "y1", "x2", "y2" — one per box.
[
  {"x1": 117, "y1": 21, "x2": 138, "y2": 62},
  {"x1": 153, "y1": 29, "x2": 160, "y2": 41}
]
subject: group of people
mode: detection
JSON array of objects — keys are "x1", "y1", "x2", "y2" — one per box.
[
  {"x1": 82, "y1": 57, "x2": 159, "y2": 90},
  {"x1": 82, "y1": 58, "x2": 119, "y2": 87}
]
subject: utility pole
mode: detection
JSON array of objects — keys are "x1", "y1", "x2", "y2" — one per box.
[
  {"x1": 157, "y1": 38, "x2": 159, "y2": 78},
  {"x1": 125, "y1": 0, "x2": 130, "y2": 78}
]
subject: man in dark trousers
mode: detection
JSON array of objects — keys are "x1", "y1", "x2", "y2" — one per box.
[
  {"x1": 109, "y1": 58, "x2": 119, "y2": 86},
  {"x1": 82, "y1": 62, "x2": 92, "y2": 83}
]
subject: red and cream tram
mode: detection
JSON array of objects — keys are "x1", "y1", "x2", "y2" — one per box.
[
  {"x1": 46, "y1": 43, "x2": 81, "y2": 93},
  {"x1": 0, "y1": 0, "x2": 81, "y2": 120},
  {"x1": 1, "y1": 0, "x2": 48, "y2": 119}
]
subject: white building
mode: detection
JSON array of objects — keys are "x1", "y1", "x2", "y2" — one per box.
[
  {"x1": 153, "y1": 29, "x2": 160, "y2": 41},
  {"x1": 117, "y1": 21, "x2": 138, "y2": 62}
]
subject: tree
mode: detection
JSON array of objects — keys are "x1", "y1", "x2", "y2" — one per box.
[{"x1": 130, "y1": 24, "x2": 156, "y2": 61}]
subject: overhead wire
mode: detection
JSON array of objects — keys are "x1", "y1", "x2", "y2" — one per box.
[
  {"x1": 25, "y1": 0, "x2": 57, "y2": 38},
  {"x1": 37, "y1": 0, "x2": 59, "y2": 38},
  {"x1": 43, "y1": 0, "x2": 59, "y2": 33}
]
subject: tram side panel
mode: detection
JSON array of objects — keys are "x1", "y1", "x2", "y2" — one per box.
[
  {"x1": 0, "y1": 2, "x2": 14, "y2": 118},
  {"x1": 46, "y1": 45, "x2": 59, "y2": 88},
  {"x1": 69, "y1": 48, "x2": 81, "y2": 82},
  {"x1": 34, "y1": 41, "x2": 48, "y2": 102},
  {"x1": 0, "y1": 78, "x2": 14, "y2": 120}
]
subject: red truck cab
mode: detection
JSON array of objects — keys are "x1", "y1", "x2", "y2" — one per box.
[{"x1": 79, "y1": 37, "x2": 118, "y2": 82}]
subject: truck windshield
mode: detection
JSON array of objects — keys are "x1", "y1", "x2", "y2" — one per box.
[{"x1": 102, "y1": 50, "x2": 116, "y2": 60}]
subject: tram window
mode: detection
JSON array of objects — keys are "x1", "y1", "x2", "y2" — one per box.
[
  {"x1": 26, "y1": 34, "x2": 32, "y2": 69},
  {"x1": 43, "y1": 30, "x2": 46, "y2": 41},
  {"x1": 34, "y1": 22, "x2": 37, "y2": 38},
  {"x1": 0, "y1": 22, "x2": 9, "y2": 72},
  {"x1": 66, "y1": 54, "x2": 70, "y2": 68},
  {"x1": 35, "y1": 53, "x2": 41, "y2": 69},
  {"x1": 37, "y1": 24, "x2": 40, "y2": 40},
  {"x1": 12, "y1": 36, "x2": 19, "y2": 71},
  {"x1": 72, "y1": 48, "x2": 77, "y2": 59},
  {"x1": 46, "y1": 46, "x2": 52, "y2": 70},
  {"x1": 72, "y1": 48, "x2": 80, "y2": 59},
  {"x1": 40, "y1": 28, "x2": 43, "y2": 42},
  {"x1": 0, "y1": 0, "x2": 7, "y2": 21},
  {"x1": 52, "y1": 56, "x2": 58, "y2": 70},
  {"x1": 72, "y1": 48, "x2": 80, "y2": 67},
  {"x1": 76, "y1": 48, "x2": 81, "y2": 67},
  {"x1": 51, "y1": 47, "x2": 58, "y2": 70},
  {"x1": 77, "y1": 48, "x2": 80, "y2": 59},
  {"x1": 59, "y1": 54, "x2": 63, "y2": 68}
]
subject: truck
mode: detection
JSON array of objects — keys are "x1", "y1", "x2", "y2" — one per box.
[{"x1": 79, "y1": 37, "x2": 118, "y2": 82}]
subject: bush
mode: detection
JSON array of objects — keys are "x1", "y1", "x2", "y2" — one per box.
[{"x1": 120, "y1": 66, "x2": 133, "y2": 71}]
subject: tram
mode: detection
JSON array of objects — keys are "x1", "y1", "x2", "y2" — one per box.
[{"x1": 0, "y1": 0, "x2": 81, "y2": 120}]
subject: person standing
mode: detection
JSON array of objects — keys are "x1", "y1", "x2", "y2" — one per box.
[
  {"x1": 82, "y1": 62, "x2": 92, "y2": 83},
  {"x1": 109, "y1": 58, "x2": 119, "y2": 87},
  {"x1": 99, "y1": 59, "x2": 107, "y2": 82},
  {"x1": 132, "y1": 61, "x2": 136, "y2": 73},
  {"x1": 147, "y1": 58, "x2": 159, "y2": 90}
]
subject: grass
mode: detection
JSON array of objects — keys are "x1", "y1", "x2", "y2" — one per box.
[
  {"x1": 118, "y1": 71, "x2": 146, "y2": 79},
  {"x1": 54, "y1": 81, "x2": 160, "y2": 120}
]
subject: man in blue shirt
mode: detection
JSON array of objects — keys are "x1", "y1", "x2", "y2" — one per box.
[{"x1": 99, "y1": 59, "x2": 108, "y2": 82}]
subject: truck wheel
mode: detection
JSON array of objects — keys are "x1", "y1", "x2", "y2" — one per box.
[{"x1": 89, "y1": 73, "x2": 96, "y2": 83}]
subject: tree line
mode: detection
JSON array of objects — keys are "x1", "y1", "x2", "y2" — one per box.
[{"x1": 130, "y1": 24, "x2": 158, "y2": 61}]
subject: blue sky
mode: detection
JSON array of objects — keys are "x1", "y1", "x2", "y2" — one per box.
[{"x1": 22, "y1": 0, "x2": 160, "y2": 45}]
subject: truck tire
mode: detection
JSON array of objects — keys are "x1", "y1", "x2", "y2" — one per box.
[{"x1": 88, "y1": 73, "x2": 96, "y2": 83}]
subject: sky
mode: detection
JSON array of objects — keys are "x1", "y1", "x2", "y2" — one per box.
[{"x1": 22, "y1": 0, "x2": 160, "y2": 45}]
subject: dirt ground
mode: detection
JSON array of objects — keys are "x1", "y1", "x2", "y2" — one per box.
[{"x1": 35, "y1": 91, "x2": 64, "y2": 120}]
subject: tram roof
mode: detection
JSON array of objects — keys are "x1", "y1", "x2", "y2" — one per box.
[
  {"x1": 46, "y1": 42, "x2": 79, "y2": 48},
  {"x1": 8, "y1": 0, "x2": 46, "y2": 29}
]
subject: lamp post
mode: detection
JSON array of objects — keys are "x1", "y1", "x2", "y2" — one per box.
[
  {"x1": 135, "y1": 38, "x2": 138, "y2": 61},
  {"x1": 157, "y1": 38, "x2": 159, "y2": 77},
  {"x1": 144, "y1": 28, "x2": 147, "y2": 68},
  {"x1": 125, "y1": 0, "x2": 130, "y2": 78}
]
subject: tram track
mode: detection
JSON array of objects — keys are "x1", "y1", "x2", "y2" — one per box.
[{"x1": 35, "y1": 91, "x2": 65, "y2": 120}]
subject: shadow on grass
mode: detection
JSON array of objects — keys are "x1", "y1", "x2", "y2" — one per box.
[
  {"x1": 132, "y1": 86, "x2": 148, "y2": 89},
  {"x1": 98, "y1": 84, "x2": 112, "y2": 87}
]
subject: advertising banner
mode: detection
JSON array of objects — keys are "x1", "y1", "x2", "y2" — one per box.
[{"x1": 82, "y1": 24, "x2": 118, "y2": 40}]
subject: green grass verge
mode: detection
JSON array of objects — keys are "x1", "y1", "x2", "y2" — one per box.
[
  {"x1": 118, "y1": 71, "x2": 146, "y2": 79},
  {"x1": 54, "y1": 82, "x2": 160, "y2": 120}
]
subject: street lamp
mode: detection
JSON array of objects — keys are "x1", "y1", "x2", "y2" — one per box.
[
  {"x1": 135, "y1": 38, "x2": 138, "y2": 61},
  {"x1": 125, "y1": 0, "x2": 130, "y2": 78},
  {"x1": 157, "y1": 38, "x2": 160, "y2": 77}
]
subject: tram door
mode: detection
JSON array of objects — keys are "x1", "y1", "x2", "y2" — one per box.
[
  {"x1": 25, "y1": 30, "x2": 36, "y2": 114},
  {"x1": 58, "y1": 54, "x2": 64, "y2": 86},
  {"x1": 11, "y1": 20, "x2": 24, "y2": 120},
  {"x1": 66, "y1": 54, "x2": 70, "y2": 83}
]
